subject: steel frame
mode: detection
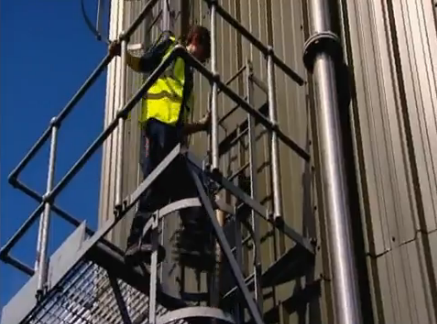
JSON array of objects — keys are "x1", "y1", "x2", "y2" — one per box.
[{"x1": 0, "y1": 0, "x2": 319, "y2": 323}]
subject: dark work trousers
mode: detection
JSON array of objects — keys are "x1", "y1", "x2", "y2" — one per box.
[{"x1": 127, "y1": 118, "x2": 203, "y2": 247}]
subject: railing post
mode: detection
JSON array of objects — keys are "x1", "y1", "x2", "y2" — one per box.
[
  {"x1": 210, "y1": 0, "x2": 219, "y2": 172},
  {"x1": 162, "y1": 0, "x2": 170, "y2": 31},
  {"x1": 266, "y1": 47, "x2": 282, "y2": 220},
  {"x1": 245, "y1": 60, "x2": 263, "y2": 312},
  {"x1": 303, "y1": 0, "x2": 362, "y2": 323},
  {"x1": 115, "y1": 35, "x2": 127, "y2": 209},
  {"x1": 35, "y1": 117, "x2": 59, "y2": 299}
]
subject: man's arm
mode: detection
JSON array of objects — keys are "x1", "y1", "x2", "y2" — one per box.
[
  {"x1": 137, "y1": 38, "x2": 173, "y2": 73},
  {"x1": 108, "y1": 32, "x2": 173, "y2": 73},
  {"x1": 183, "y1": 113, "x2": 210, "y2": 136}
]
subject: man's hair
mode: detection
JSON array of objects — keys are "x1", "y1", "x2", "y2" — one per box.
[{"x1": 184, "y1": 25, "x2": 211, "y2": 60}]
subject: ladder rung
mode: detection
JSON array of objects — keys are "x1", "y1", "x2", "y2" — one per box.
[
  {"x1": 249, "y1": 74, "x2": 268, "y2": 94},
  {"x1": 222, "y1": 272, "x2": 255, "y2": 300},
  {"x1": 230, "y1": 234, "x2": 252, "y2": 253}
]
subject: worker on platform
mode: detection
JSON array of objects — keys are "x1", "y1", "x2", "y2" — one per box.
[{"x1": 109, "y1": 25, "x2": 211, "y2": 266}]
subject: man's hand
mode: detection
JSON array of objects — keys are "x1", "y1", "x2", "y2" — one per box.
[
  {"x1": 198, "y1": 111, "x2": 211, "y2": 131},
  {"x1": 108, "y1": 40, "x2": 121, "y2": 57},
  {"x1": 183, "y1": 111, "x2": 211, "y2": 136}
]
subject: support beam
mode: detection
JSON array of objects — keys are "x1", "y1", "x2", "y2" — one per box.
[
  {"x1": 108, "y1": 275, "x2": 134, "y2": 324},
  {"x1": 189, "y1": 166, "x2": 265, "y2": 324}
]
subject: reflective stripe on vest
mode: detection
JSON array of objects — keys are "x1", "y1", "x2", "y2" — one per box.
[{"x1": 139, "y1": 36, "x2": 194, "y2": 125}]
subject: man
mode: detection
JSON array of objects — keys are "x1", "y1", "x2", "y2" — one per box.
[{"x1": 109, "y1": 25, "x2": 211, "y2": 265}]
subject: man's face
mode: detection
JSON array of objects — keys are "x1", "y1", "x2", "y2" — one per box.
[{"x1": 191, "y1": 42, "x2": 207, "y2": 63}]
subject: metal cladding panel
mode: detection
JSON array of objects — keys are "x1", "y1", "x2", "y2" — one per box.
[
  {"x1": 367, "y1": 232, "x2": 437, "y2": 324},
  {"x1": 340, "y1": 0, "x2": 437, "y2": 253},
  {"x1": 339, "y1": 0, "x2": 437, "y2": 322},
  {"x1": 391, "y1": 0, "x2": 437, "y2": 233},
  {"x1": 98, "y1": 0, "x2": 150, "y2": 247},
  {"x1": 339, "y1": 0, "x2": 417, "y2": 257}
]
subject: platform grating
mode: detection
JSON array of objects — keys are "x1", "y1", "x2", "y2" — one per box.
[{"x1": 23, "y1": 259, "x2": 188, "y2": 324}]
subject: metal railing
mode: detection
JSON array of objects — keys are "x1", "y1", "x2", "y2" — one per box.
[{"x1": 1, "y1": 0, "x2": 310, "y2": 311}]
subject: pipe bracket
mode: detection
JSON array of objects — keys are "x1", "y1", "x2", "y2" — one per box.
[{"x1": 303, "y1": 31, "x2": 342, "y2": 73}]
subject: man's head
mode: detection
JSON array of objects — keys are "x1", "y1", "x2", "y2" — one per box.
[{"x1": 185, "y1": 25, "x2": 211, "y2": 63}]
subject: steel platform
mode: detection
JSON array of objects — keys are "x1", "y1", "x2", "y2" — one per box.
[
  {"x1": 1, "y1": 219, "x2": 236, "y2": 324},
  {"x1": 1, "y1": 146, "x2": 314, "y2": 324}
]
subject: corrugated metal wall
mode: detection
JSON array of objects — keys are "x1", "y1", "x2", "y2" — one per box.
[{"x1": 337, "y1": 0, "x2": 437, "y2": 323}]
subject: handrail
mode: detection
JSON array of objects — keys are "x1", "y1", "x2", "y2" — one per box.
[
  {"x1": 8, "y1": 0, "x2": 161, "y2": 183},
  {"x1": 0, "y1": 45, "x2": 181, "y2": 261},
  {"x1": 180, "y1": 50, "x2": 310, "y2": 161},
  {"x1": 203, "y1": 0, "x2": 305, "y2": 86},
  {"x1": 2, "y1": 0, "x2": 312, "y2": 285}
]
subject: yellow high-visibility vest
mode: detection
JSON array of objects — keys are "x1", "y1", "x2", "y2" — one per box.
[{"x1": 139, "y1": 36, "x2": 194, "y2": 125}]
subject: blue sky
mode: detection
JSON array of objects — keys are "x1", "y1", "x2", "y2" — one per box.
[{"x1": 1, "y1": 1, "x2": 111, "y2": 311}]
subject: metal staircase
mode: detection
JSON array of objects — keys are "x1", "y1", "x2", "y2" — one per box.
[{"x1": 0, "y1": 0, "x2": 324, "y2": 323}]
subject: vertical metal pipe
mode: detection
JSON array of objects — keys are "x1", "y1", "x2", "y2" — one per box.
[
  {"x1": 210, "y1": 6, "x2": 222, "y2": 307},
  {"x1": 308, "y1": 0, "x2": 362, "y2": 323},
  {"x1": 209, "y1": 2, "x2": 223, "y2": 309},
  {"x1": 36, "y1": 118, "x2": 58, "y2": 296},
  {"x1": 149, "y1": 214, "x2": 158, "y2": 324},
  {"x1": 150, "y1": 230, "x2": 158, "y2": 324},
  {"x1": 246, "y1": 61, "x2": 262, "y2": 312},
  {"x1": 35, "y1": 214, "x2": 45, "y2": 271},
  {"x1": 266, "y1": 49, "x2": 282, "y2": 220},
  {"x1": 160, "y1": 0, "x2": 172, "y2": 286},
  {"x1": 96, "y1": 0, "x2": 103, "y2": 40},
  {"x1": 233, "y1": 126, "x2": 244, "y2": 324},
  {"x1": 115, "y1": 37, "x2": 127, "y2": 207},
  {"x1": 210, "y1": 1, "x2": 219, "y2": 171},
  {"x1": 162, "y1": 0, "x2": 170, "y2": 31}
]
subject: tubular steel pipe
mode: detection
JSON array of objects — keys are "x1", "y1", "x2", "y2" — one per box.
[
  {"x1": 8, "y1": 0, "x2": 160, "y2": 182},
  {"x1": 249, "y1": 74, "x2": 268, "y2": 94},
  {"x1": 124, "y1": 0, "x2": 160, "y2": 39},
  {"x1": 162, "y1": 0, "x2": 170, "y2": 31},
  {"x1": 218, "y1": 98, "x2": 247, "y2": 126},
  {"x1": 204, "y1": 0, "x2": 305, "y2": 86},
  {"x1": 48, "y1": 48, "x2": 180, "y2": 204},
  {"x1": 245, "y1": 61, "x2": 262, "y2": 311},
  {"x1": 305, "y1": 0, "x2": 362, "y2": 323},
  {"x1": 3, "y1": 255, "x2": 34, "y2": 276},
  {"x1": 210, "y1": 1, "x2": 219, "y2": 171},
  {"x1": 217, "y1": 65, "x2": 246, "y2": 95},
  {"x1": 0, "y1": 202, "x2": 45, "y2": 258},
  {"x1": 9, "y1": 53, "x2": 111, "y2": 181},
  {"x1": 115, "y1": 38, "x2": 127, "y2": 207},
  {"x1": 8, "y1": 127, "x2": 51, "y2": 183},
  {"x1": 96, "y1": 0, "x2": 103, "y2": 40},
  {"x1": 266, "y1": 49, "x2": 282, "y2": 220},
  {"x1": 180, "y1": 50, "x2": 310, "y2": 161},
  {"x1": 36, "y1": 118, "x2": 58, "y2": 296},
  {"x1": 12, "y1": 179, "x2": 95, "y2": 236},
  {"x1": 0, "y1": 48, "x2": 180, "y2": 258}
]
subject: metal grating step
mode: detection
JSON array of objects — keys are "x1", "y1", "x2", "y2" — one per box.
[
  {"x1": 23, "y1": 260, "x2": 182, "y2": 324},
  {"x1": 1, "y1": 222, "x2": 190, "y2": 324}
]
